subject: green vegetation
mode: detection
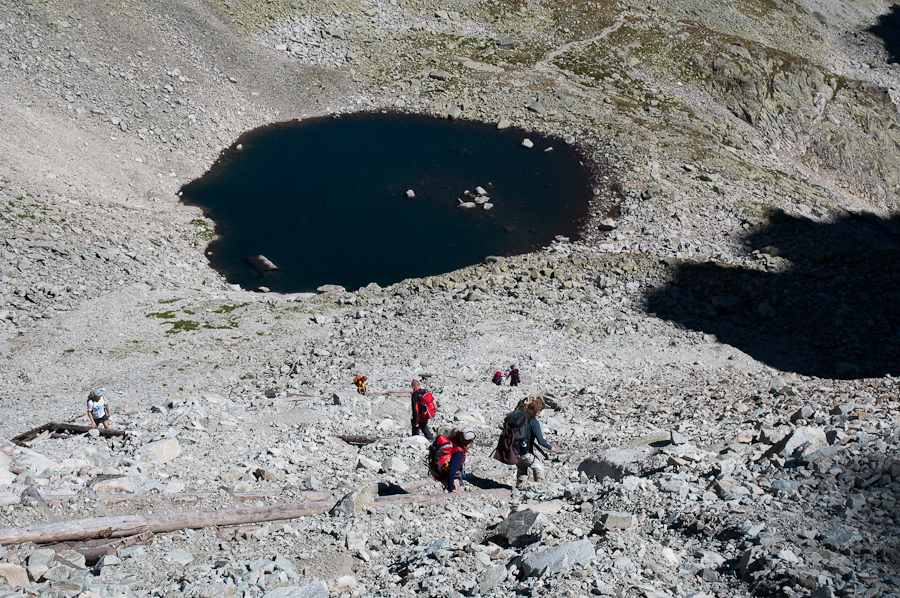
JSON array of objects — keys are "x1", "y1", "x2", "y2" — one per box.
[
  {"x1": 214, "y1": 303, "x2": 248, "y2": 313},
  {"x1": 190, "y1": 218, "x2": 214, "y2": 241},
  {"x1": 146, "y1": 311, "x2": 176, "y2": 319},
  {"x1": 167, "y1": 320, "x2": 200, "y2": 334}
]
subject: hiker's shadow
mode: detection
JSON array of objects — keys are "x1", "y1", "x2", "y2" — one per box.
[
  {"x1": 464, "y1": 474, "x2": 511, "y2": 490},
  {"x1": 645, "y1": 210, "x2": 900, "y2": 379},
  {"x1": 868, "y1": 4, "x2": 900, "y2": 64}
]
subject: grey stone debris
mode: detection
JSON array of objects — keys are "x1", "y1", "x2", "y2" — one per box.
[
  {"x1": 496, "y1": 509, "x2": 550, "y2": 547},
  {"x1": 329, "y1": 484, "x2": 376, "y2": 517},
  {"x1": 520, "y1": 539, "x2": 595, "y2": 578},
  {"x1": 592, "y1": 511, "x2": 635, "y2": 533},
  {"x1": 262, "y1": 581, "x2": 329, "y2": 598},
  {"x1": 578, "y1": 445, "x2": 660, "y2": 482},
  {"x1": 476, "y1": 564, "x2": 507, "y2": 593}
]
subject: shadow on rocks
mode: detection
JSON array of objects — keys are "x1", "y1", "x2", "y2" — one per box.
[
  {"x1": 868, "y1": 4, "x2": 900, "y2": 64},
  {"x1": 645, "y1": 210, "x2": 900, "y2": 379}
]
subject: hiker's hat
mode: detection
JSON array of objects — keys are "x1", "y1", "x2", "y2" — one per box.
[
  {"x1": 461, "y1": 427, "x2": 475, "y2": 441},
  {"x1": 93, "y1": 389, "x2": 103, "y2": 397}
]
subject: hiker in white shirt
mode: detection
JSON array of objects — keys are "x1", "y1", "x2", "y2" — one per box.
[{"x1": 87, "y1": 389, "x2": 111, "y2": 429}]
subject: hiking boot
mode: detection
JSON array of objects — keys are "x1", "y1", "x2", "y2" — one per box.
[
  {"x1": 516, "y1": 480, "x2": 523, "y2": 489},
  {"x1": 533, "y1": 476, "x2": 541, "y2": 483}
]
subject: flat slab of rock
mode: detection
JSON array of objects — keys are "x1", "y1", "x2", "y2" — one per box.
[
  {"x1": 513, "y1": 501, "x2": 565, "y2": 514},
  {"x1": 593, "y1": 511, "x2": 635, "y2": 533},
  {"x1": 135, "y1": 438, "x2": 181, "y2": 464},
  {"x1": 520, "y1": 539, "x2": 595, "y2": 577},
  {"x1": 263, "y1": 581, "x2": 329, "y2": 598},
  {"x1": 0, "y1": 563, "x2": 29, "y2": 588}
]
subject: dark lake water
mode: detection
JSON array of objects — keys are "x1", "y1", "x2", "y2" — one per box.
[{"x1": 180, "y1": 112, "x2": 594, "y2": 293}]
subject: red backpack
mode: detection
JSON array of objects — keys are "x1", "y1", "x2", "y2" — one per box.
[
  {"x1": 429, "y1": 435, "x2": 465, "y2": 479},
  {"x1": 415, "y1": 389, "x2": 436, "y2": 423},
  {"x1": 492, "y1": 371, "x2": 503, "y2": 385}
]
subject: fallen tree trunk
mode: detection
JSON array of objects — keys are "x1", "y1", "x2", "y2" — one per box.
[
  {"x1": 0, "y1": 487, "x2": 509, "y2": 546},
  {"x1": 11, "y1": 422, "x2": 126, "y2": 446}
]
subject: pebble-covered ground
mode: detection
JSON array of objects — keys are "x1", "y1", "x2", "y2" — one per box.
[{"x1": 0, "y1": 0, "x2": 899, "y2": 596}]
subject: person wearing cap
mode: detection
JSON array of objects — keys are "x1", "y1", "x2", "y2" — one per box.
[
  {"x1": 87, "y1": 389, "x2": 111, "y2": 429},
  {"x1": 433, "y1": 427, "x2": 475, "y2": 495}
]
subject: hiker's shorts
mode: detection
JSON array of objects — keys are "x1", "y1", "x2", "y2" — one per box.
[{"x1": 516, "y1": 452, "x2": 544, "y2": 482}]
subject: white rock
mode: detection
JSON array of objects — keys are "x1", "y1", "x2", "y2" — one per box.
[
  {"x1": 521, "y1": 138, "x2": 534, "y2": 148},
  {"x1": 406, "y1": 189, "x2": 415, "y2": 198},
  {"x1": 134, "y1": 439, "x2": 181, "y2": 464},
  {"x1": 356, "y1": 456, "x2": 382, "y2": 471},
  {"x1": 382, "y1": 457, "x2": 409, "y2": 473}
]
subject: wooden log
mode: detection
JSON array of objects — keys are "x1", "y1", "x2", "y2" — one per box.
[
  {"x1": 11, "y1": 423, "x2": 125, "y2": 446},
  {"x1": 0, "y1": 487, "x2": 509, "y2": 546},
  {"x1": 337, "y1": 435, "x2": 381, "y2": 446}
]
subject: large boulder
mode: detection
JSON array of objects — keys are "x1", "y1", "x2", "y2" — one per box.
[
  {"x1": 766, "y1": 426, "x2": 828, "y2": 458},
  {"x1": 496, "y1": 509, "x2": 550, "y2": 547},
  {"x1": 577, "y1": 444, "x2": 663, "y2": 482},
  {"x1": 520, "y1": 539, "x2": 595, "y2": 577},
  {"x1": 134, "y1": 439, "x2": 181, "y2": 464}
]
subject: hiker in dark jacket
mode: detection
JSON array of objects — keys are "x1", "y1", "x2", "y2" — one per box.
[
  {"x1": 513, "y1": 398, "x2": 556, "y2": 488},
  {"x1": 410, "y1": 379, "x2": 435, "y2": 441},
  {"x1": 508, "y1": 365, "x2": 520, "y2": 386}
]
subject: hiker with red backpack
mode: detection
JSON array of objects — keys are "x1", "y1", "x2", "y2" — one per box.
[
  {"x1": 410, "y1": 379, "x2": 436, "y2": 441},
  {"x1": 429, "y1": 427, "x2": 475, "y2": 495}
]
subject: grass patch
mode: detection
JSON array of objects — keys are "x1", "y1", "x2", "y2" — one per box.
[
  {"x1": 214, "y1": 303, "x2": 248, "y2": 313},
  {"x1": 147, "y1": 311, "x2": 176, "y2": 319},
  {"x1": 203, "y1": 320, "x2": 240, "y2": 330},
  {"x1": 167, "y1": 320, "x2": 200, "y2": 334}
]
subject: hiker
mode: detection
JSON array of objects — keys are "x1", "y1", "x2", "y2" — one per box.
[
  {"x1": 430, "y1": 427, "x2": 475, "y2": 495},
  {"x1": 508, "y1": 365, "x2": 520, "y2": 386},
  {"x1": 353, "y1": 374, "x2": 368, "y2": 395},
  {"x1": 410, "y1": 379, "x2": 435, "y2": 441},
  {"x1": 87, "y1": 389, "x2": 111, "y2": 429},
  {"x1": 491, "y1": 370, "x2": 506, "y2": 385},
  {"x1": 507, "y1": 398, "x2": 556, "y2": 488}
]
